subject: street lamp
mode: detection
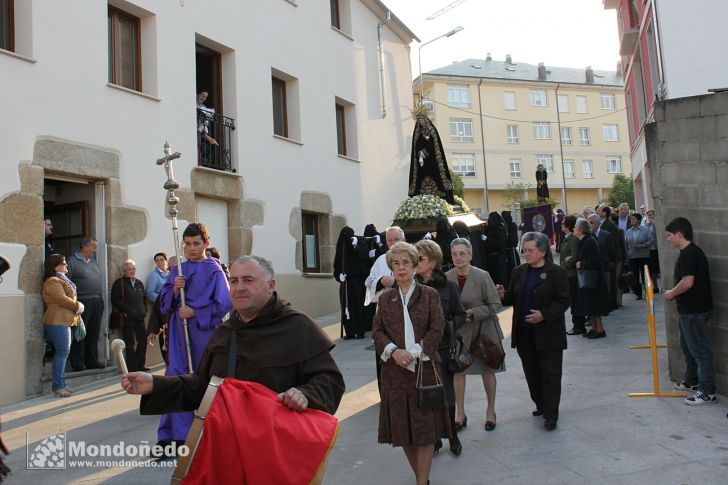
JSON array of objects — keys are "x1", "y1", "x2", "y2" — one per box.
[{"x1": 418, "y1": 26, "x2": 464, "y2": 101}]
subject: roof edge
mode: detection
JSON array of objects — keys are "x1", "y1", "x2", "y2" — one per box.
[{"x1": 361, "y1": 0, "x2": 420, "y2": 43}]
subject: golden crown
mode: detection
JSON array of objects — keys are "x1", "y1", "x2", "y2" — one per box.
[{"x1": 411, "y1": 103, "x2": 429, "y2": 120}]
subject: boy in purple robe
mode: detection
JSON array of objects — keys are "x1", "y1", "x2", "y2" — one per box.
[{"x1": 157, "y1": 222, "x2": 232, "y2": 450}]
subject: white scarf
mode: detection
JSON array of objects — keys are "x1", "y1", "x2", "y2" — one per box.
[{"x1": 399, "y1": 280, "x2": 417, "y2": 372}]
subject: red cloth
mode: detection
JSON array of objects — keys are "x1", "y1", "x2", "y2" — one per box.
[{"x1": 182, "y1": 379, "x2": 338, "y2": 485}]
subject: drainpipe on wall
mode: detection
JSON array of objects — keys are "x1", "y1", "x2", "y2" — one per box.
[
  {"x1": 377, "y1": 11, "x2": 392, "y2": 119},
  {"x1": 478, "y1": 78, "x2": 489, "y2": 213},
  {"x1": 555, "y1": 83, "x2": 568, "y2": 212}
]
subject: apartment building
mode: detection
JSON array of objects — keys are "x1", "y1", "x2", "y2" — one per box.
[
  {"x1": 0, "y1": 0, "x2": 416, "y2": 405},
  {"x1": 417, "y1": 56, "x2": 632, "y2": 214}
]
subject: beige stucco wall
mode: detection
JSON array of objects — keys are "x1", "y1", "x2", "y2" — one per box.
[
  {"x1": 274, "y1": 274, "x2": 339, "y2": 318},
  {"x1": 463, "y1": 188, "x2": 611, "y2": 218},
  {"x1": 421, "y1": 74, "x2": 631, "y2": 214},
  {"x1": 0, "y1": 295, "x2": 26, "y2": 406}
]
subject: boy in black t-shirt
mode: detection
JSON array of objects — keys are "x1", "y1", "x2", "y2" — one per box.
[{"x1": 663, "y1": 217, "x2": 716, "y2": 405}]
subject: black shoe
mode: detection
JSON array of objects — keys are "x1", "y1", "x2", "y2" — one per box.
[
  {"x1": 71, "y1": 364, "x2": 86, "y2": 372},
  {"x1": 342, "y1": 335, "x2": 353, "y2": 340},
  {"x1": 544, "y1": 419, "x2": 557, "y2": 431},
  {"x1": 354, "y1": 333, "x2": 365, "y2": 340},
  {"x1": 86, "y1": 362, "x2": 106, "y2": 369},
  {"x1": 532, "y1": 409, "x2": 544, "y2": 417},
  {"x1": 582, "y1": 330, "x2": 594, "y2": 338},
  {"x1": 567, "y1": 327, "x2": 586, "y2": 335},
  {"x1": 433, "y1": 439, "x2": 442, "y2": 455},
  {"x1": 587, "y1": 331, "x2": 606, "y2": 339},
  {"x1": 454, "y1": 415, "x2": 467, "y2": 431},
  {"x1": 141, "y1": 367, "x2": 151, "y2": 372},
  {"x1": 449, "y1": 437, "x2": 462, "y2": 456}
]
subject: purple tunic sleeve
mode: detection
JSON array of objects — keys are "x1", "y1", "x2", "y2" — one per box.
[
  {"x1": 159, "y1": 267, "x2": 180, "y2": 315},
  {"x1": 190, "y1": 261, "x2": 232, "y2": 330}
]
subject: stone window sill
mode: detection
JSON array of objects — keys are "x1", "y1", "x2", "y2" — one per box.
[
  {"x1": 331, "y1": 26, "x2": 354, "y2": 41},
  {"x1": 302, "y1": 272, "x2": 333, "y2": 278},
  {"x1": 338, "y1": 154, "x2": 361, "y2": 163},
  {"x1": 192, "y1": 166, "x2": 241, "y2": 178},
  {"x1": 273, "y1": 134, "x2": 304, "y2": 146},
  {"x1": 106, "y1": 83, "x2": 161, "y2": 102},
  {"x1": 0, "y1": 48, "x2": 36, "y2": 63}
]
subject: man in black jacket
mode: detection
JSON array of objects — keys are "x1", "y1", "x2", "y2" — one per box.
[
  {"x1": 111, "y1": 259, "x2": 149, "y2": 372},
  {"x1": 597, "y1": 206, "x2": 623, "y2": 309}
]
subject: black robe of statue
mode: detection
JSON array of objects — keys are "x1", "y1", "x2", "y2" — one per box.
[
  {"x1": 333, "y1": 227, "x2": 372, "y2": 338},
  {"x1": 536, "y1": 169, "x2": 550, "y2": 201},
  {"x1": 409, "y1": 116, "x2": 455, "y2": 203},
  {"x1": 140, "y1": 293, "x2": 345, "y2": 415}
]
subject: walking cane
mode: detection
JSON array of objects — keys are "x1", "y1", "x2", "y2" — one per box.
[{"x1": 156, "y1": 142, "x2": 194, "y2": 373}]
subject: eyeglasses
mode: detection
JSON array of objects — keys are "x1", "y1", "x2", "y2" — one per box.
[
  {"x1": 391, "y1": 260, "x2": 413, "y2": 267},
  {"x1": 418, "y1": 256, "x2": 428, "y2": 262}
]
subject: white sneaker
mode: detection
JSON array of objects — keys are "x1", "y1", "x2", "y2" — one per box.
[
  {"x1": 684, "y1": 391, "x2": 716, "y2": 405},
  {"x1": 673, "y1": 381, "x2": 698, "y2": 391}
]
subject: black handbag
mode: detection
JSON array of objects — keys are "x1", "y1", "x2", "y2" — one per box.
[
  {"x1": 470, "y1": 316, "x2": 506, "y2": 370},
  {"x1": 448, "y1": 335, "x2": 473, "y2": 373},
  {"x1": 416, "y1": 358, "x2": 446, "y2": 409},
  {"x1": 577, "y1": 269, "x2": 598, "y2": 290}
]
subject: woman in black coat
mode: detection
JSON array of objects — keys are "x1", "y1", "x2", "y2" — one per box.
[
  {"x1": 434, "y1": 217, "x2": 458, "y2": 272},
  {"x1": 483, "y1": 212, "x2": 508, "y2": 286},
  {"x1": 496, "y1": 232, "x2": 570, "y2": 431},
  {"x1": 415, "y1": 239, "x2": 466, "y2": 456},
  {"x1": 501, "y1": 210, "x2": 520, "y2": 282},
  {"x1": 572, "y1": 218, "x2": 610, "y2": 339}
]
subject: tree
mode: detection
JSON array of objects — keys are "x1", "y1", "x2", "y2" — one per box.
[
  {"x1": 449, "y1": 169, "x2": 464, "y2": 198},
  {"x1": 605, "y1": 174, "x2": 635, "y2": 209},
  {"x1": 502, "y1": 181, "x2": 532, "y2": 209}
]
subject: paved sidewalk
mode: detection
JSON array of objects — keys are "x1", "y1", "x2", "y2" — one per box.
[{"x1": 2, "y1": 293, "x2": 727, "y2": 484}]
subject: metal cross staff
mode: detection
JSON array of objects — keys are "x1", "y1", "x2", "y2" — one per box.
[{"x1": 156, "y1": 142, "x2": 194, "y2": 373}]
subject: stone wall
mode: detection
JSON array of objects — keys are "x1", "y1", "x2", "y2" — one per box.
[{"x1": 646, "y1": 91, "x2": 728, "y2": 393}]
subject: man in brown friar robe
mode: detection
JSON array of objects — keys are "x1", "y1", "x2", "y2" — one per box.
[{"x1": 122, "y1": 255, "x2": 345, "y2": 421}]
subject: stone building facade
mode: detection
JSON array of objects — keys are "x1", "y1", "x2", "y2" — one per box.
[
  {"x1": 0, "y1": 0, "x2": 417, "y2": 405},
  {"x1": 646, "y1": 91, "x2": 728, "y2": 392}
]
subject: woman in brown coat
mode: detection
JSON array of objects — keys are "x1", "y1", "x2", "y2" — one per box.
[
  {"x1": 43, "y1": 254, "x2": 82, "y2": 397},
  {"x1": 373, "y1": 242, "x2": 450, "y2": 485}
]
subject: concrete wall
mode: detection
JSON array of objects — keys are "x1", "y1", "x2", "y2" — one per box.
[{"x1": 646, "y1": 92, "x2": 728, "y2": 392}]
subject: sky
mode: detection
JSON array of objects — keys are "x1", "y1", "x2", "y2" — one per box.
[{"x1": 382, "y1": 0, "x2": 621, "y2": 79}]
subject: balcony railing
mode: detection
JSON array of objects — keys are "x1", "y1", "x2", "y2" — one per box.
[{"x1": 197, "y1": 108, "x2": 236, "y2": 173}]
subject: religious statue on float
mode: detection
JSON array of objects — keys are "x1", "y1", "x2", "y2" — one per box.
[{"x1": 408, "y1": 105, "x2": 455, "y2": 204}]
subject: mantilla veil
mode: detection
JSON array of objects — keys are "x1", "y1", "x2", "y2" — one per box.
[{"x1": 408, "y1": 106, "x2": 455, "y2": 204}]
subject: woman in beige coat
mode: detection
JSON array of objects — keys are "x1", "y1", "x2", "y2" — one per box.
[
  {"x1": 43, "y1": 254, "x2": 82, "y2": 397},
  {"x1": 446, "y1": 238, "x2": 504, "y2": 431}
]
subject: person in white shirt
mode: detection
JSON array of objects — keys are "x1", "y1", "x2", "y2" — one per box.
[
  {"x1": 617, "y1": 203, "x2": 630, "y2": 232},
  {"x1": 365, "y1": 226, "x2": 405, "y2": 392},
  {"x1": 365, "y1": 226, "x2": 406, "y2": 306}
]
